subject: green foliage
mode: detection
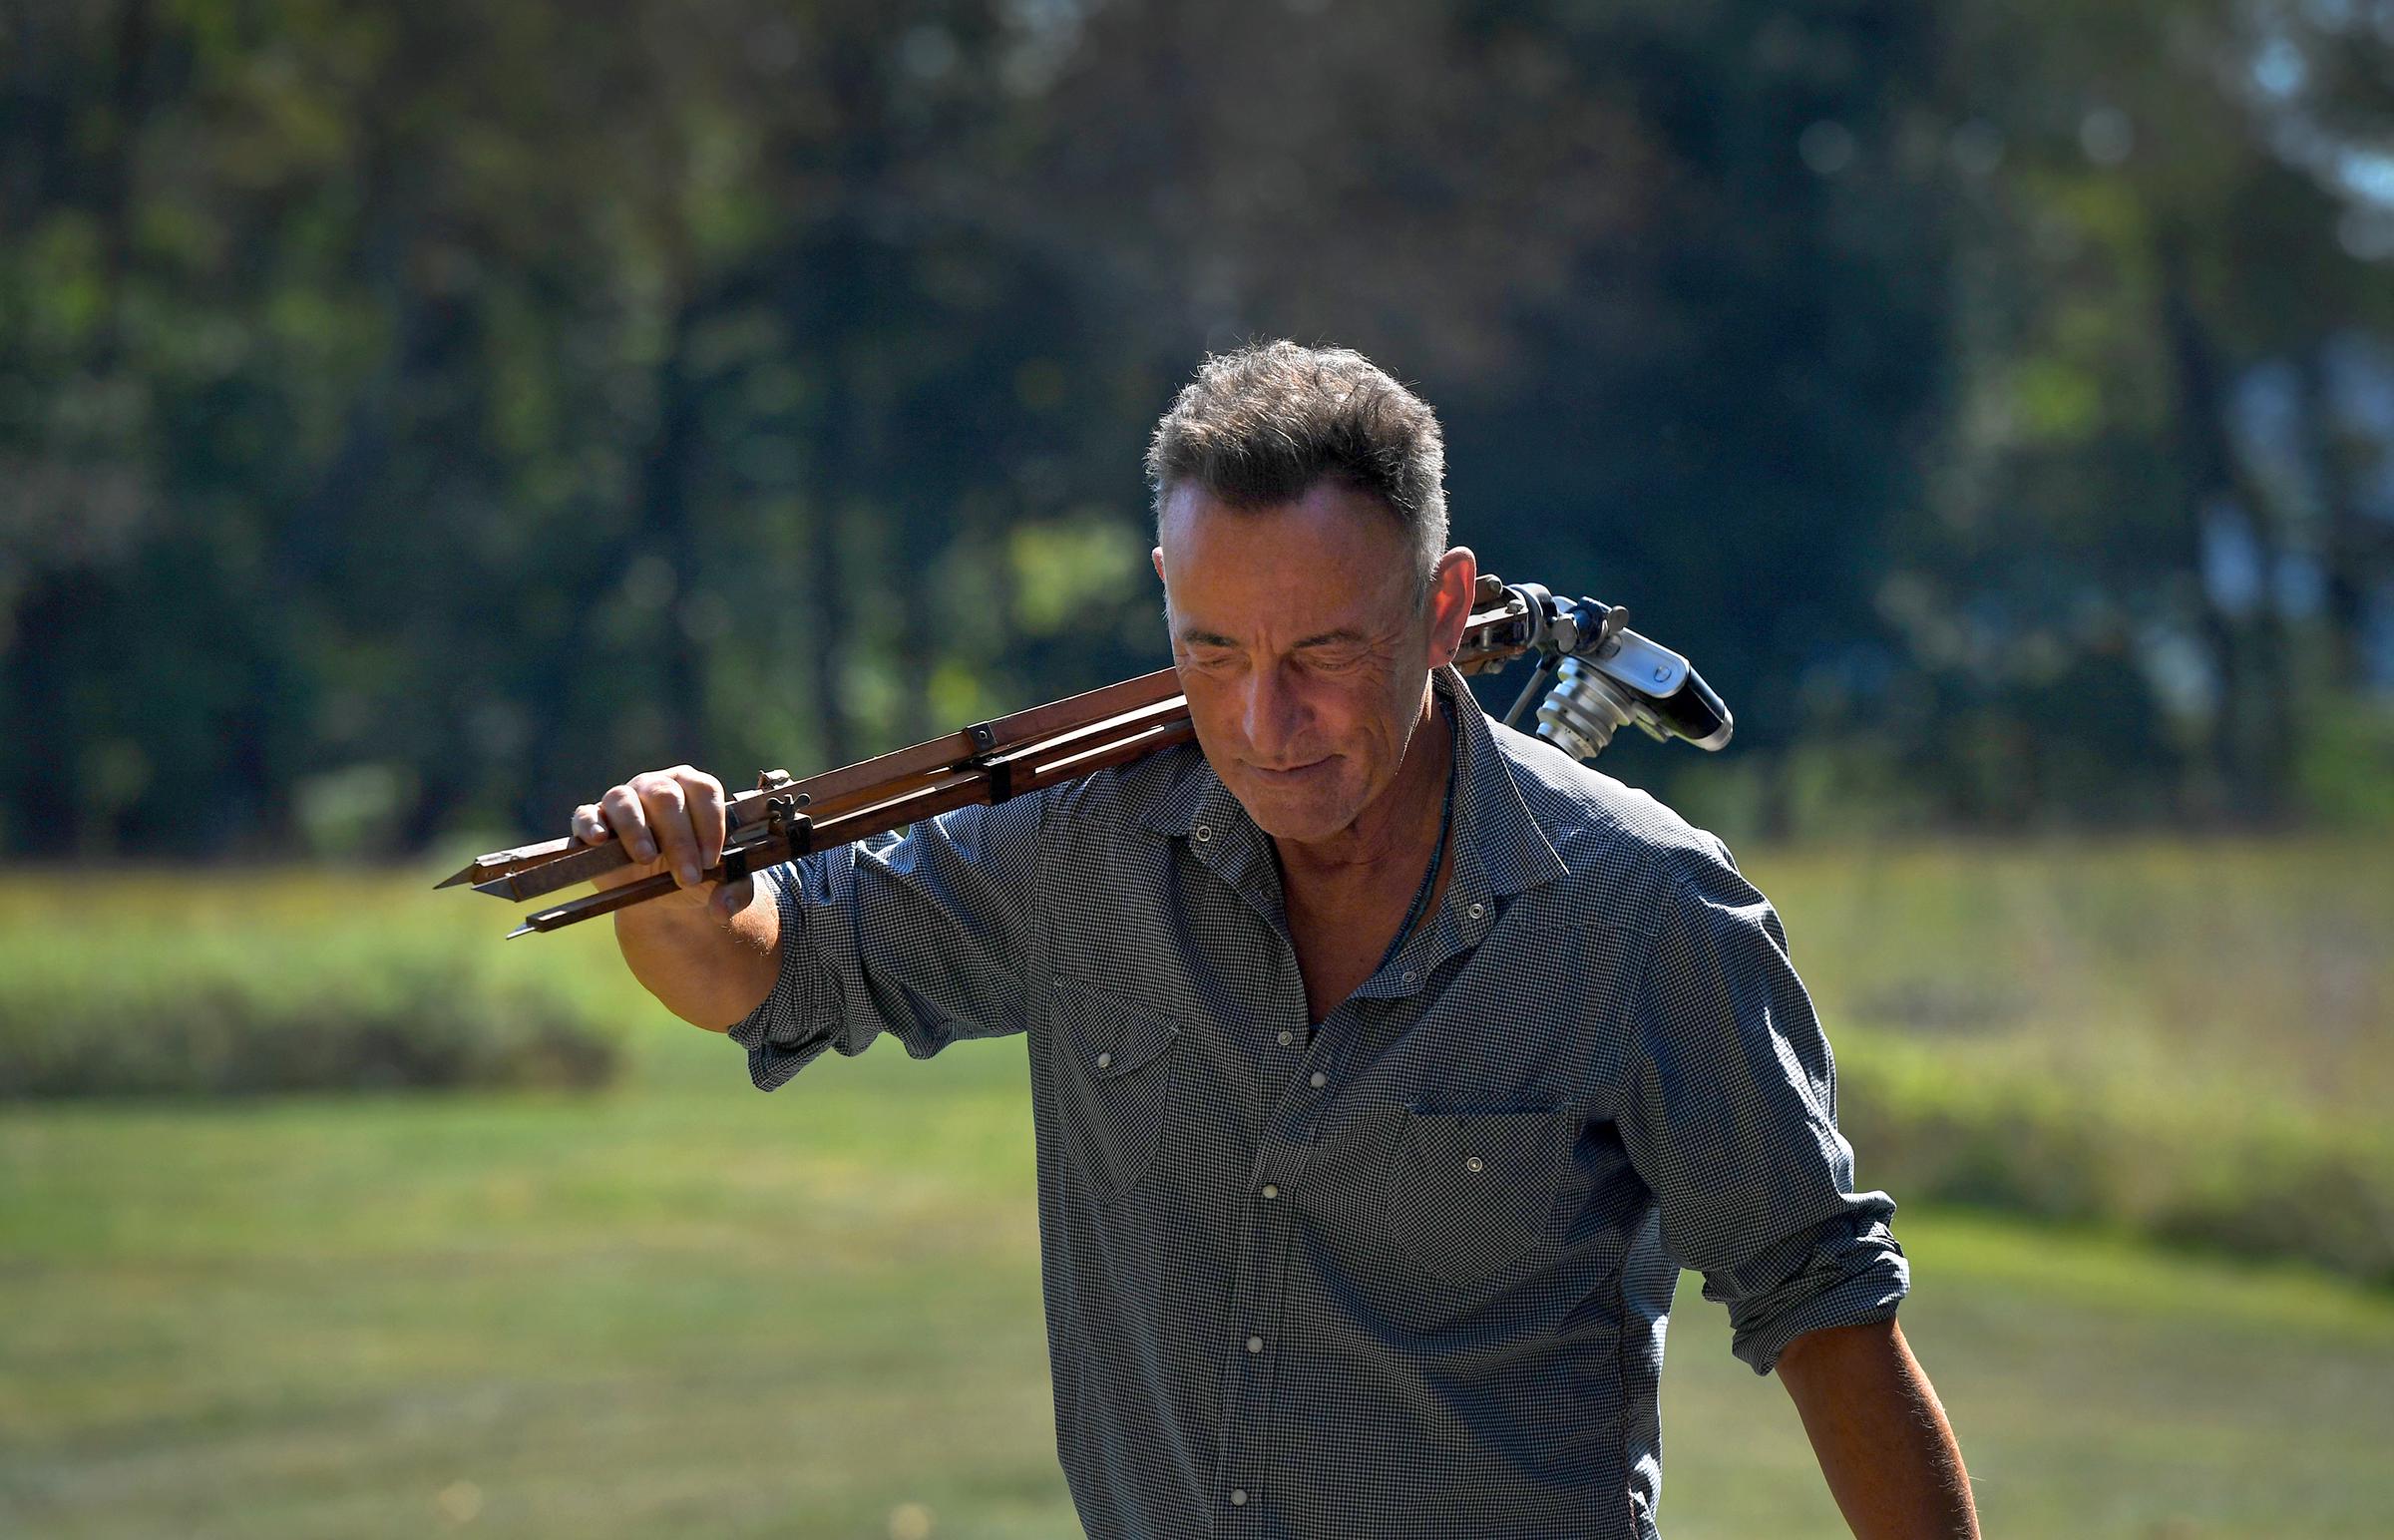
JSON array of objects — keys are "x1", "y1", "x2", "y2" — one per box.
[
  {"x1": 1839, "y1": 1026, "x2": 2394, "y2": 1287},
  {"x1": 1007, "y1": 515, "x2": 1147, "y2": 636},
  {"x1": 3, "y1": 822, "x2": 2386, "y2": 1278},
  {"x1": 2294, "y1": 700, "x2": 2394, "y2": 830},
  {"x1": 10, "y1": 0, "x2": 2390, "y2": 855},
  {"x1": 1739, "y1": 832, "x2": 2394, "y2": 1287},
  {"x1": 0, "y1": 954, "x2": 614, "y2": 1099},
  {"x1": 0, "y1": 874, "x2": 620, "y2": 1098}
]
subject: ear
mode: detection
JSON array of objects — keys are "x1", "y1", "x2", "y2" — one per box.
[
  {"x1": 1424, "y1": 547, "x2": 1478, "y2": 665},
  {"x1": 1151, "y1": 546, "x2": 1166, "y2": 584}
]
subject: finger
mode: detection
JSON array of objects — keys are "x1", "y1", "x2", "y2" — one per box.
[
  {"x1": 638, "y1": 775, "x2": 703, "y2": 888},
  {"x1": 682, "y1": 767, "x2": 728, "y2": 870},
  {"x1": 601, "y1": 784, "x2": 656, "y2": 863},
  {"x1": 571, "y1": 804, "x2": 611, "y2": 845}
]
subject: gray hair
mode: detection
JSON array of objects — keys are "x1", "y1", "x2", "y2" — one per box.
[{"x1": 1144, "y1": 341, "x2": 1449, "y2": 591}]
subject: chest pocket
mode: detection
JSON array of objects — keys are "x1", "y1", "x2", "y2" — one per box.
[
  {"x1": 1384, "y1": 1106, "x2": 1572, "y2": 1287},
  {"x1": 1051, "y1": 977, "x2": 1184, "y2": 1201}
]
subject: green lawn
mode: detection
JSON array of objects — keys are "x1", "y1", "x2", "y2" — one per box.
[
  {"x1": 7, "y1": 1025, "x2": 2392, "y2": 1539},
  {"x1": 1748, "y1": 835, "x2": 2394, "y2": 1127}
]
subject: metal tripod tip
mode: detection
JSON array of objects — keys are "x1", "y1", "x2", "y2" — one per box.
[{"x1": 506, "y1": 921, "x2": 537, "y2": 939}]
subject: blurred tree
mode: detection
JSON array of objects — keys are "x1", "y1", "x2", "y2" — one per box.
[
  {"x1": 1858, "y1": 0, "x2": 2394, "y2": 825},
  {"x1": 2, "y1": 0, "x2": 2389, "y2": 857}
]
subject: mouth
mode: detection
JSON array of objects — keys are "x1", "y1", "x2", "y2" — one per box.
[{"x1": 1247, "y1": 756, "x2": 1333, "y2": 783}]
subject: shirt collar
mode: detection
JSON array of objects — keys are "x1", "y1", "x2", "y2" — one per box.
[{"x1": 1137, "y1": 664, "x2": 1571, "y2": 913}]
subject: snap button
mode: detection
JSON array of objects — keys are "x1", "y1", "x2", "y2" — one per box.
[
  {"x1": 1095, "y1": 1051, "x2": 1112, "y2": 1070},
  {"x1": 1194, "y1": 824, "x2": 1211, "y2": 844},
  {"x1": 1466, "y1": 1156, "x2": 1484, "y2": 1173},
  {"x1": 1230, "y1": 1489, "x2": 1247, "y2": 1507},
  {"x1": 1276, "y1": 1029, "x2": 1293, "y2": 1047},
  {"x1": 1309, "y1": 1071, "x2": 1327, "y2": 1089},
  {"x1": 1260, "y1": 1184, "x2": 1279, "y2": 1200},
  {"x1": 1467, "y1": 902, "x2": 1486, "y2": 920}
]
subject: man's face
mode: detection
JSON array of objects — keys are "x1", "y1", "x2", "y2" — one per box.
[{"x1": 1154, "y1": 481, "x2": 1457, "y2": 847}]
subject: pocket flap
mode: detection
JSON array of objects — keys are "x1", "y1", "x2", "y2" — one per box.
[
  {"x1": 1398, "y1": 1106, "x2": 1568, "y2": 1182},
  {"x1": 1386, "y1": 1105, "x2": 1572, "y2": 1287},
  {"x1": 1052, "y1": 975, "x2": 1181, "y2": 1080}
]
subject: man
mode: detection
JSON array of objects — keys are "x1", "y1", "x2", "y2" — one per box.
[{"x1": 588, "y1": 342, "x2": 1977, "y2": 1538}]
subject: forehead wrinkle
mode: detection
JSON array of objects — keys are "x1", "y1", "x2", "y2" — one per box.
[
  {"x1": 1158, "y1": 490, "x2": 1422, "y2": 651},
  {"x1": 1169, "y1": 612, "x2": 1391, "y2": 650},
  {"x1": 1165, "y1": 568, "x2": 1413, "y2": 642}
]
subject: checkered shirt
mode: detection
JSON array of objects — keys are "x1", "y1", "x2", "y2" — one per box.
[{"x1": 731, "y1": 665, "x2": 1908, "y2": 1539}]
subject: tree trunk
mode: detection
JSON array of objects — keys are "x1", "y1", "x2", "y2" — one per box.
[{"x1": 2158, "y1": 239, "x2": 2290, "y2": 820}]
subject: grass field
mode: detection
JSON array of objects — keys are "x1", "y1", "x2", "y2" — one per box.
[
  {"x1": 6, "y1": 1031, "x2": 2394, "y2": 1538},
  {"x1": 1755, "y1": 836, "x2": 2394, "y2": 1124},
  {"x1": 3, "y1": 839, "x2": 2391, "y2": 1536}
]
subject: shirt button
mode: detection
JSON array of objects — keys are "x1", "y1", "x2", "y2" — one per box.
[
  {"x1": 1246, "y1": 1335, "x2": 1264, "y2": 1353},
  {"x1": 1309, "y1": 1071, "x2": 1327, "y2": 1089},
  {"x1": 1401, "y1": 968, "x2": 1418, "y2": 984},
  {"x1": 1276, "y1": 1029, "x2": 1293, "y2": 1047},
  {"x1": 1230, "y1": 1489, "x2": 1248, "y2": 1507},
  {"x1": 1468, "y1": 902, "x2": 1486, "y2": 920},
  {"x1": 1466, "y1": 1156, "x2": 1485, "y2": 1173},
  {"x1": 1095, "y1": 1051, "x2": 1112, "y2": 1070},
  {"x1": 1260, "y1": 1184, "x2": 1279, "y2": 1200},
  {"x1": 1194, "y1": 824, "x2": 1212, "y2": 844}
]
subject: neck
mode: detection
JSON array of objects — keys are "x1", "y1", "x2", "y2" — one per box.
[{"x1": 1274, "y1": 681, "x2": 1450, "y2": 887}]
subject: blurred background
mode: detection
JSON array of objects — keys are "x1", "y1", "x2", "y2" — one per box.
[{"x1": 3, "y1": 1, "x2": 2391, "y2": 1536}]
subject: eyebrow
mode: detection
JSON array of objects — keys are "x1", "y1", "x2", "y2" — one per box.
[{"x1": 1176, "y1": 625, "x2": 1371, "y2": 649}]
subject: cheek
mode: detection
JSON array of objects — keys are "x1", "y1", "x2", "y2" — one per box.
[
  {"x1": 1318, "y1": 679, "x2": 1400, "y2": 755},
  {"x1": 1178, "y1": 676, "x2": 1242, "y2": 742}
]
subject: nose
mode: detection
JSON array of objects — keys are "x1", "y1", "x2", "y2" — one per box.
[{"x1": 1241, "y1": 662, "x2": 1306, "y2": 763}]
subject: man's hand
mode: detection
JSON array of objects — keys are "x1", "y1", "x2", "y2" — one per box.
[
  {"x1": 1777, "y1": 1318, "x2": 1978, "y2": 1538},
  {"x1": 574, "y1": 763, "x2": 753, "y2": 925},
  {"x1": 579, "y1": 763, "x2": 782, "y2": 1029}
]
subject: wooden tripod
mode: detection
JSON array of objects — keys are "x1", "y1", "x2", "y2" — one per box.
[{"x1": 440, "y1": 575, "x2": 1540, "y2": 936}]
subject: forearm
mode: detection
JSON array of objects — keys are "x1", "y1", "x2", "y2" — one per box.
[
  {"x1": 1777, "y1": 1319, "x2": 1977, "y2": 1539},
  {"x1": 613, "y1": 878, "x2": 783, "y2": 1031}
]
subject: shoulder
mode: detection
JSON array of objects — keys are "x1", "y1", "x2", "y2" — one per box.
[
  {"x1": 1038, "y1": 737, "x2": 1211, "y2": 838},
  {"x1": 1484, "y1": 716, "x2": 1752, "y2": 912}
]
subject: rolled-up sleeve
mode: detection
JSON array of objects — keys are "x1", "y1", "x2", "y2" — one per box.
[
  {"x1": 729, "y1": 788, "x2": 1047, "y2": 1091},
  {"x1": 1615, "y1": 836, "x2": 1908, "y2": 1374}
]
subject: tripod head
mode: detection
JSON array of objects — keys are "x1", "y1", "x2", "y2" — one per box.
[{"x1": 1488, "y1": 582, "x2": 1734, "y2": 759}]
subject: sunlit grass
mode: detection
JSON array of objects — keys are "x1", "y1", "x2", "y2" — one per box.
[
  {"x1": 1741, "y1": 833, "x2": 2394, "y2": 1124},
  {"x1": 5, "y1": 835, "x2": 2390, "y2": 1268},
  {"x1": 1727, "y1": 834, "x2": 2394, "y2": 1283},
  {"x1": 0, "y1": 868, "x2": 627, "y2": 1096},
  {"x1": 4, "y1": 1031, "x2": 2391, "y2": 1538},
  {"x1": 11, "y1": 830, "x2": 2387, "y2": 1109},
  {"x1": 0, "y1": 864, "x2": 642, "y2": 1036},
  {"x1": 2, "y1": 837, "x2": 2390, "y2": 1531}
]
